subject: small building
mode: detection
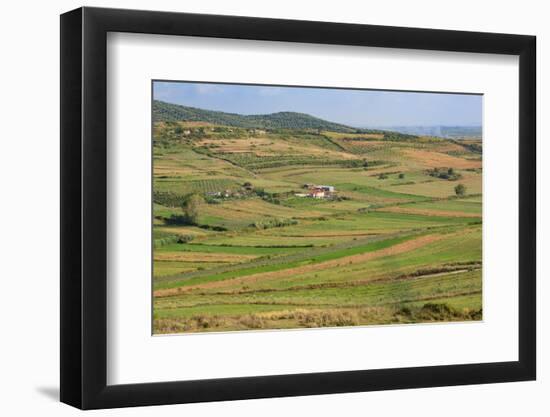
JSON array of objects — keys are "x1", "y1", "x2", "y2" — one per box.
[
  {"x1": 296, "y1": 184, "x2": 336, "y2": 199},
  {"x1": 318, "y1": 185, "x2": 335, "y2": 193},
  {"x1": 310, "y1": 189, "x2": 325, "y2": 199}
]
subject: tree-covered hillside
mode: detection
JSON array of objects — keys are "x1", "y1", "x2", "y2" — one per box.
[{"x1": 153, "y1": 100, "x2": 358, "y2": 132}]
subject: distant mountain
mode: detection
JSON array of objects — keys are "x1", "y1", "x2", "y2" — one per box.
[
  {"x1": 371, "y1": 125, "x2": 482, "y2": 139},
  {"x1": 153, "y1": 100, "x2": 357, "y2": 133}
]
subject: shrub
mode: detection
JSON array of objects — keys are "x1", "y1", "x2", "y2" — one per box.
[
  {"x1": 165, "y1": 214, "x2": 193, "y2": 225},
  {"x1": 153, "y1": 236, "x2": 179, "y2": 248},
  {"x1": 421, "y1": 302, "x2": 453, "y2": 316},
  {"x1": 197, "y1": 224, "x2": 227, "y2": 231},
  {"x1": 396, "y1": 302, "x2": 482, "y2": 322},
  {"x1": 250, "y1": 218, "x2": 298, "y2": 230},
  {"x1": 454, "y1": 183, "x2": 466, "y2": 196},
  {"x1": 176, "y1": 234, "x2": 194, "y2": 244},
  {"x1": 296, "y1": 310, "x2": 359, "y2": 328}
]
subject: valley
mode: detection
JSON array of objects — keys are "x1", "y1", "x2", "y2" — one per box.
[{"x1": 152, "y1": 100, "x2": 483, "y2": 334}]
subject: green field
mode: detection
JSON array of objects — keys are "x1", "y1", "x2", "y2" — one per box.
[{"x1": 152, "y1": 101, "x2": 482, "y2": 334}]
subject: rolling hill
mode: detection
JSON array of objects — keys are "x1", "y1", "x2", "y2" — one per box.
[
  {"x1": 153, "y1": 100, "x2": 359, "y2": 132},
  {"x1": 151, "y1": 100, "x2": 483, "y2": 334}
]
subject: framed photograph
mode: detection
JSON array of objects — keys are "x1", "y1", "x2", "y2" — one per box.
[{"x1": 60, "y1": 6, "x2": 536, "y2": 409}]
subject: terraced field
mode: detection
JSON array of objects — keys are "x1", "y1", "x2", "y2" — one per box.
[{"x1": 152, "y1": 118, "x2": 482, "y2": 334}]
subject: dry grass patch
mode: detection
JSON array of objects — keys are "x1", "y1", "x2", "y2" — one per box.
[
  {"x1": 154, "y1": 252, "x2": 257, "y2": 263},
  {"x1": 401, "y1": 149, "x2": 482, "y2": 169},
  {"x1": 157, "y1": 226, "x2": 210, "y2": 237},
  {"x1": 153, "y1": 302, "x2": 481, "y2": 333}
]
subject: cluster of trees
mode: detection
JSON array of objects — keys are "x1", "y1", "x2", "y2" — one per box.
[
  {"x1": 462, "y1": 142, "x2": 482, "y2": 154},
  {"x1": 342, "y1": 159, "x2": 385, "y2": 169},
  {"x1": 253, "y1": 188, "x2": 282, "y2": 205},
  {"x1": 427, "y1": 167, "x2": 463, "y2": 181},
  {"x1": 153, "y1": 100, "x2": 357, "y2": 132},
  {"x1": 382, "y1": 131, "x2": 419, "y2": 141}
]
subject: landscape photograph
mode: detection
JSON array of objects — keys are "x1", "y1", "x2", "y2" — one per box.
[{"x1": 152, "y1": 81, "x2": 483, "y2": 334}]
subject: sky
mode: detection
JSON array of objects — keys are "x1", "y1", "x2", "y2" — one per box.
[{"x1": 153, "y1": 81, "x2": 482, "y2": 128}]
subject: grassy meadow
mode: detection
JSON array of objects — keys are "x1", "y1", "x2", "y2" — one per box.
[{"x1": 152, "y1": 100, "x2": 482, "y2": 334}]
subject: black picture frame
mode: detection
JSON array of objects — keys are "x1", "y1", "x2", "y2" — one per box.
[{"x1": 60, "y1": 6, "x2": 536, "y2": 410}]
